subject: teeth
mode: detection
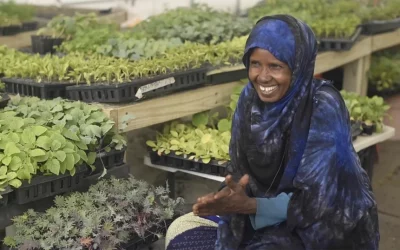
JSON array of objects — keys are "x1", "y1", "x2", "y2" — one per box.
[{"x1": 259, "y1": 85, "x2": 277, "y2": 94}]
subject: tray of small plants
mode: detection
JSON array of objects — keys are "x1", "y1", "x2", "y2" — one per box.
[
  {"x1": 3, "y1": 176, "x2": 184, "y2": 250},
  {"x1": 0, "y1": 1, "x2": 37, "y2": 36},
  {"x1": 341, "y1": 90, "x2": 390, "y2": 136},
  {"x1": 359, "y1": 0, "x2": 400, "y2": 35},
  {"x1": 147, "y1": 85, "x2": 244, "y2": 177},
  {"x1": 0, "y1": 96, "x2": 127, "y2": 205},
  {"x1": 367, "y1": 48, "x2": 400, "y2": 97}
]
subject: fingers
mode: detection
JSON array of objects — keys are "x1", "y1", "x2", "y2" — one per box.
[
  {"x1": 197, "y1": 192, "x2": 216, "y2": 204},
  {"x1": 238, "y1": 174, "x2": 249, "y2": 189},
  {"x1": 213, "y1": 186, "x2": 230, "y2": 200}
]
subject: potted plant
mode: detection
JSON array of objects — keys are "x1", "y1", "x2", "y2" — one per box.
[{"x1": 4, "y1": 176, "x2": 184, "y2": 250}]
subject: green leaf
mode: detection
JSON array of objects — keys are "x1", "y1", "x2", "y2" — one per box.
[
  {"x1": 55, "y1": 151, "x2": 67, "y2": 162},
  {"x1": 5, "y1": 142, "x2": 20, "y2": 156},
  {"x1": 22, "y1": 129, "x2": 36, "y2": 146},
  {"x1": 16, "y1": 168, "x2": 31, "y2": 180},
  {"x1": 75, "y1": 140, "x2": 88, "y2": 150},
  {"x1": 62, "y1": 129, "x2": 80, "y2": 141},
  {"x1": 36, "y1": 136, "x2": 51, "y2": 150},
  {"x1": 146, "y1": 141, "x2": 157, "y2": 148},
  {"x1": 35, "y1": 153, "x2": 49, "y2": 162},
  {"x1": 201, "y1": 134, "x2": 212, "y2": 144},
  {"x1": 217, "y1": 119, "x2": 231, "y2": 132},
  {"x1": 87, "y1": 152, "x2": 96, "y2": 165},
  {"x1": 101, "y1": 121, "x2": 114, "y2": 134},
  {"x1": 51, "y1": 104, "x2": 63, "y2": 113},
  {"x1": 65, "y1": 154, "x2": 75, "y2": 171},
  {"x1": 32, "y1": 126, "x2": 47, "y2": 136},
  {"x1": 2, "y1": 156, "x2": 11, "y2": 166},
  {"x1": 51, "y1": 140, "x2": 62, "y2": 151},
  {"x1": 84, "y1": 125, "x2": 102, "y2": 138},
  {"x1": 8, "y1": 179, "x2": 22, "y2": 188},
  {"x1": 0, "y1": 166, "x2": 6, "y2": 176},
  {"x1": 78, "y1": 150, "x2": 88, "y2": 162},
  {"x1": 9, "y1": 156, "x2": 22, "y2": 171},
  {"x1": 30, "y1": 149, "x2": 46, "y2": 157},
  {"x1": 192, "y1": 112, "x2": 209, "y2": 128},
  {"x1": 202, "y1": 157, "x2": 211, "y2": 164},
  {"x1": 7, "y1": 172, "x2": 17, "y2": 180},
  {"x1": 170, "y1": 130, "x2": 178, "y2": 137},
  {"x1": 47, "y1": 159, "x2": 61, "y2": 175}
]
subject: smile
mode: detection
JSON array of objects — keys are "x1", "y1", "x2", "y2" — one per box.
[{"x1": 259, "y1": 85, "x2": 278, "y2": 95}]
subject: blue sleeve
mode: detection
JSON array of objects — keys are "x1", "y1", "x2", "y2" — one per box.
[{"x1": 249, "y1": 193, "x2": 292, "y2": 230}]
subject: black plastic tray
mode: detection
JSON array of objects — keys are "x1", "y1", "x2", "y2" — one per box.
[
  {"x1": 149, "y1": 150, "x2": 228, "y2": 177},
  {"x1": 14, "y1": 165, "x2": 87, "y2": 205},
  {"x1": 31, "y1": 35, "x2": 64, "y2": 55},
  {"x1": 92, "y1": 147, "x2": 126, "y2": 175},
  {"x1": 207, "y1": 66, "x2": 247, "y2": 85},
  {"x1": 0, "y1": 25, "x2": 21, "y2": 36},
  {"x1": 22, "y1": 21, "x2": 38, "y2": 32},
  {"x1": 0, "y1": 93, "x2": 10, "y2": 109},
  {"x1": 66, "y1": 67, "x2": 208, "y2": 103},
  {"x1": 319, "y1": 27, "x2": 362, "y2": 52},
  {"x1": 2, "y1": 77, "x2": 75, "y2": 99},
  {"x1": 362, "y1": 18, "x2": 400, "y2": 35},
  {"x1": 351, "y1": 120, "x2": 363, "y2": 141},
  {"x1": 367, "y1": 83, "x2": 400, "y2": 98},
  {"x1": 0, "y1": 187, "x2": 13, "y2": 208}
]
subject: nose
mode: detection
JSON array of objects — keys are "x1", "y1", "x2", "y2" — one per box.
[{"x1": 258, "y1": 68, "x2": 272, "y2": 82}]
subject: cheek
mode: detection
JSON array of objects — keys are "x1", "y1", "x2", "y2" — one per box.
[{"x1": 248, "y1": 69, "x2": 258, "y2": 82}]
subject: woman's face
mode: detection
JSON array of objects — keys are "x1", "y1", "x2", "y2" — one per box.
[{"x1": 248, "y1": 48, "x2": 292, "y2": 103}]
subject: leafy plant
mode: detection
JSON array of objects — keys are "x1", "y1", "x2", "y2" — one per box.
[
  {"x1": 146, "y1": 83, "x2": 245, "y2": 163},
  {"x1": 369, "y1": 48, "x2": 400, "y2": 92},
  {"x1": 358, "y1": 0, "x2": 400, "y2": 21},
  {"x1": 130, "y1": 4, "x2": 252, "y2": 44},
  {"x1": 0, "y1": 1, "x2": 36, "y2": 26},
  {"x1": 4, "y1": 176, "x2": 184, "y2": 250},
  {"x1": 341, "y1": 90, "x2": 390, "y2": 132},
  {"x1": 37, "y1": 12, "x2": 116, "y2": 39}
]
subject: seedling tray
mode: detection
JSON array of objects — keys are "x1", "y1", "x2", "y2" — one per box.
[
  {"x1": 318, "y1": 27, "x2": 362, "y2": 52},
  {"x1": 362, "y1": 18, "x2": 400, "y2": 35},
  {"x1": 207, "y1": 66, "x2": 247, "y2": 85},
  {"x1": 351, "y1": 120, "x2": 363, "y2": 141},
  {"x1": 367, "y1": 83, "x2": 400, "y2": 98},
  {"x1": 31, "y1": 35, "x2": 64, "y2": 55},
  {"x1": 2, "y1": 77, "x2": 75, "y2": 99},
  {"x1": 0, "y1": 25, "x2": 21, "y2": 36},
  {"x1": 14, "y1": 165, "x2": 87, "y2": 205},
  {"x1": 0, "y1": 93, "x2": 10, "y2": 109},
  {"x1": 66, "y1": 67, "x2": 208, "y2": 103},
  {"x1": 0, "y1": 187, "x2": 13, "y2": 208},
  {"x1": 92, "y1": 147, "x2": 126, "y2": 175},
  {"x1": 149, "y1": 150, "x2": 228, "y2": 177},
  {"x1": 22, "y1": 21, "x2": 38, "y2": 31}
]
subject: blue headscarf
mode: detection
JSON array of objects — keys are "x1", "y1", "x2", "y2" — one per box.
[{"x1": 216, "y1": 15, "x2": 378, "y2": 249}]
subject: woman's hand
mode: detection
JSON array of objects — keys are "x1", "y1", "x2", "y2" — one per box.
[{"x1": 192, "y1": 174, "x2": 257, "y2": 216}]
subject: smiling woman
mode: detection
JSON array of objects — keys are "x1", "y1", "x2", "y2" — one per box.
[
  {"x1": 248, "y1": 48, "x2": 292, "y2": 103},
  {"x1": 165, "y1": 14, "x2": 379, "y2": 250}
]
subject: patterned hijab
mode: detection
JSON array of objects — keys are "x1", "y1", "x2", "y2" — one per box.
[{"x1": 231, "y1": 15, "x2": 318, "y2": 193}]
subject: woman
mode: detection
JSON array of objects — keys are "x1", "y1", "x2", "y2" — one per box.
[{"x1": 165, "y1": 15, "x2": 379, "y2": 250}]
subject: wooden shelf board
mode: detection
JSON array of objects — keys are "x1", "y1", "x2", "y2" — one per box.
[{"x1": 100, "y1": 82, "x2": 241, "y2": 133}]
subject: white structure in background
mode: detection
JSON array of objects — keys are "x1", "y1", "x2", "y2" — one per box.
[{"x1": 1, "y1": 0, "x2": 261, "y2": 20}]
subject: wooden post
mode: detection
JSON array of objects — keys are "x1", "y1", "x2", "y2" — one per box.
[{"x1": 342, "y1": 55, "x2": 371, "y2": 96}]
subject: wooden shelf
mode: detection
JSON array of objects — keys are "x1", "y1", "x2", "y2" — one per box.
[{"x1": 101, "y1": 82, "x2": 241, "y2": 133}]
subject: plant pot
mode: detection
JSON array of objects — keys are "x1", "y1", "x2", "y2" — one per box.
[
  {"x1": 22, "y1": 21, "x2": 38, "y2": 31},
  {"x1": 2, "y1": 77, "x2": 75, "y2": 99},
  {"x1": 318, "y1": 26, "x2": 362, "y2": 52},
  {"x1": 351, "y1": 120, "x2": 363, "y2": 141},
  {"x1": 0, "y1": 93, "x2": 10, "y2": 109},
  {"x1": 31, "y1": 35, "x2": 64, "y2": 55},
  {"x1": 91, "y1": 147, "x2": 126, "y2": 175},
  {"x1": 66, "y1": 67, "x2": 209, "y2": 103},
  {"x1": 0, "y1": 186, "x2": 13, "y2": 208},
  {"x1": 14, "y1": 165, "x2": 87, "y2": 205},
  {"x1": 361, "y1": 18, "x2": 400, "y2": 35},
  {"x1": 0, "y1": 25, "x2": 22, "y2": 36},
  {"x1": 362, "y1": 123, "x2": 376, "y2": 135},
  {"x1": 149, "y1": 150, "x2": 228, "y2": 177}
]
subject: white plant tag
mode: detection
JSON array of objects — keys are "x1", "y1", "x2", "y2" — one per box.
[{"x1": 135, "y1": 77, "x2": 175, "y2": 99}]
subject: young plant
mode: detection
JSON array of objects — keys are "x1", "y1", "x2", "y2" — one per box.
[{"x1": 4, "y1": 176, "x2": 184, "y2": 250}]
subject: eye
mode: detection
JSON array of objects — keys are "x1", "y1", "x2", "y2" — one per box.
[
  {"x1": 269, "y1": 63, "x2": 283, "y2": 69},
  {"x1": 250, "y1": 60, "x2": 261, "y2": 68}
]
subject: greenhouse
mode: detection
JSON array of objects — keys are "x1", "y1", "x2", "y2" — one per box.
[{"x1": 0, "y1": 0, "x2": 400, "y2": 249}]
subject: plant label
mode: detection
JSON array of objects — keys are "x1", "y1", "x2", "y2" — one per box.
[{"x1": 135, "y1": 77, "x2": 175, "y2": 99}]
